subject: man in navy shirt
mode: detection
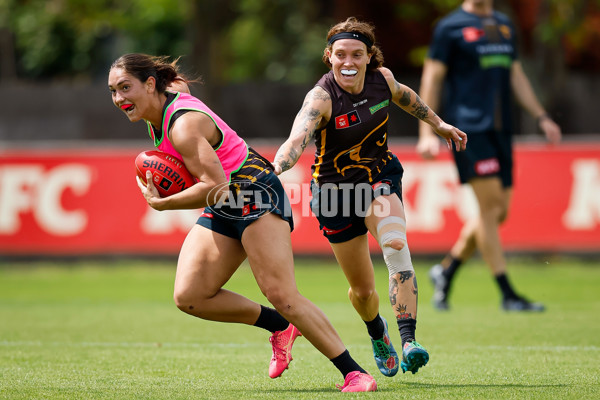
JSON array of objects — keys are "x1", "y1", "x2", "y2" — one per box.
[{"x1": 417, "y1": 0, "x2": 561, "y2": 311}]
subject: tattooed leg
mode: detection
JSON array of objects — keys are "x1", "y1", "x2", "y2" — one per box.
[
  {"x1": 389, "y1": 271, "x2": 417, "y2": 321},
  {"x1": 390, "y1": 271, "x2": 419, "y2": 346}
]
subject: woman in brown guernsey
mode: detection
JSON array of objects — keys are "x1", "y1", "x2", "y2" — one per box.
[{"x1": 274, "y1": 18, "x2": 467, "y2": 379}]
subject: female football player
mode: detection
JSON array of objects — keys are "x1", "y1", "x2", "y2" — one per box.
[
  {"x1": 108, "y1": 53, "x2": 376, "y2": 392},
  {"x1": 274, "y1": 18, "x2": 466, "y2": 378}
]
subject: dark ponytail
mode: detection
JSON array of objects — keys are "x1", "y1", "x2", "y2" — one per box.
[{"x1": 110, "y1": 53, "x2": 190, "y2": 93}]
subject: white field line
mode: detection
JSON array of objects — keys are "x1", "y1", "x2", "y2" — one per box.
[{"x1": 0, "y1": 341, "x2": 599, "y2": 352}]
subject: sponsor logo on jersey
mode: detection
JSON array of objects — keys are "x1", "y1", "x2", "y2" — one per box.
[
  {"x1": 477, "y1": 43, "x2": 513, "y2": 54},
  {"x1": 462, "y1": 26, "x2": 485, "y2": 42},
  {"x1": 369, "y1": 99, "x2": 389, "y2": 114},
  {"x1": 480, "y1": 54, "x2": 512, "y2": 69},
  {"x1": 335, "y1": 110, "x2": 361, "y2": 129},
  {"x1": 499, "y1": 24, "x2": 512, "y2": 40}
]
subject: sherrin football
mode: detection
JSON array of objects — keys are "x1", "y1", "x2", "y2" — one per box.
[{"x1": 135, "y1": 150, "x2": 196, "y2": 197}]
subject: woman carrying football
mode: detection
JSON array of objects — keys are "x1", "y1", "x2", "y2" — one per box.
[{"x1": 108, "y1": 53, "x2": 376, "y2": 392}]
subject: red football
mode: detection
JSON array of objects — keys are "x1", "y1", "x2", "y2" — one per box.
[{"x1": 135, "y1": 150, "x2": 196, "y2": 197}]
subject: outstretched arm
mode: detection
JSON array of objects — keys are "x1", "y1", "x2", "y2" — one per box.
[
  {"x1": 511, "y1": 61, "x2": 561, "y2": 144},
  {"x1": 379, "y1": 67, "x2": 467, "y2": 153},
  {"x1": 273, "y1": 86, "x2": 331, "y2": 175}
]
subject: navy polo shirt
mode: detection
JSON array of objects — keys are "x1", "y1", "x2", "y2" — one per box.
[{"x1": 429, "y1": 8, "x2": 518, "y2": 134}]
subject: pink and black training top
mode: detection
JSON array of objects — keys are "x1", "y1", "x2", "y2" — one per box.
[{"x1": 146, "y1": 91, "x2": 249, "y2": 182}]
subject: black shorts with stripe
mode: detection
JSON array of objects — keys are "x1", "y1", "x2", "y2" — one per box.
[
  {"x1": 310, "y1": 154, "x2": 404, "y2": 244},
  {"x1": 453, "y1": 130, "x2": 513, "y2": 187},
  {"x1": 196, "y1": 147, "x2": 294, "y2": 240}
]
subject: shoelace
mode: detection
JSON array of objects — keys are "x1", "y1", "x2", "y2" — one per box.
[
  {"x1": 372, "y1": 337, "x2": 391, "y2": 358},
  {"x1": 403, "y1": 342, "x2": 426, "y2": 363},
  {"x1": 335, "y1": 376, "x2": 353, "y2": 390},
  {"x1": 270, "y1": 334, "x2": 288, "y2": 360},
  {"x1": 335, "y1": 372, "x2": 362, "y2": 390}
]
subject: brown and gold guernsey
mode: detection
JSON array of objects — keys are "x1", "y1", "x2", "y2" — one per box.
[{"x1": 312, "y1": 69, "x2": 394, "y2": 185}]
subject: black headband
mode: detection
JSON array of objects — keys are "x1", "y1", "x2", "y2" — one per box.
[{"x1": 327, "y1": 32, "x2": 373, "y2": 48}]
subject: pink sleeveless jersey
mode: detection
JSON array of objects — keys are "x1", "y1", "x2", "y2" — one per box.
[{"x1": 146, "y1": 92, "x2": 248, "y2": 182}]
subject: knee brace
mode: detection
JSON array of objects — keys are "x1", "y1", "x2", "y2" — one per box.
[{"x1": 377, "y1": 217, "x2": 414, "y2": 277}]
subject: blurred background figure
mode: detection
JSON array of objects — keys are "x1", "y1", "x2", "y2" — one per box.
[
  {"x1": 1, "y1": 0, "x2": 598, "y2": 273},
  {"x1": 417, "y1": 0, "x2": 562, "y2": 312},
  {"x1": 1, "y1": 0, "x2": 597, "y2": 142}
]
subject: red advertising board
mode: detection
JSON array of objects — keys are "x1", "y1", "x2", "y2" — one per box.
[{"x1": 0, "y1": 142, "x2": 599, "y2": 256}]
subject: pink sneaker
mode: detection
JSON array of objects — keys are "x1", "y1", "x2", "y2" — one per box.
[
  {"x1": 268, "y1": 323, "x2": 302, "y2": 378},
  {"x1": 336, "y1": 371, "x2": 377, "y2": 392}
]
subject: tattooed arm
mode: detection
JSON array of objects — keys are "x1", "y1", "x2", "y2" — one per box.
[
  {"x1": 379, "y1": 67, "x2": 467, "y2": 152},
  {"x1": 273, "y1": 86, "x2": 331, "y2": 175}
]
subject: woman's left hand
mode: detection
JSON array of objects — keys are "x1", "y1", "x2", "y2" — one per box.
[{"x1": 434, "y1": 122, "x2": 468, "y2": 152}]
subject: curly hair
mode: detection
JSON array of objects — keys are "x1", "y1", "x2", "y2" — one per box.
[{"x1": 322, "y1": 17, "x2": 384, "y2": 70}]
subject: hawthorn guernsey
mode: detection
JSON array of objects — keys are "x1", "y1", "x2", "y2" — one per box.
[{"x1": 135, "y1": 150, "x2": 196, "y2": 197}]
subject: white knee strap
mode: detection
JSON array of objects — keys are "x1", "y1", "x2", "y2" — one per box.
[
  {"x1": 376, "y1": 217, "x2": 406, "y2": 235},
  {"x1": 378, "y1": 217, "x2": 414, "y2": 277}
]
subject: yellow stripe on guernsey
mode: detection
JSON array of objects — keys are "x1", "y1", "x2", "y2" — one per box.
[
  {"x1": 246, "y1": 159, "x2": 270, "y2": 174},
  {"x1": 333, "y1": 115, "x2": 388, "y2": 181},
  {"x1": 234, "y1": 174, "x2": 257, "y2": 183},
  {"x1": 312, "y1": 115, "x2": 388, "y2": 183},
  {"x1": 313, "y1": 129, "x2": 327, "y2": 179},
  {"x1": 312, "y1": 127, "x2": 328, "y2": 180}
]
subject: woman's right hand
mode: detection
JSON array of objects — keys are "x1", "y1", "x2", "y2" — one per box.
[
  {"x1": 136, "y1": 170, "x2": 164, "y2": 210},
  {"x1": 272, "y1": 161, "x2": 283, "y2": 175},
  {"x1": 416, "y1": 134, "x2": 442, "y2": 160}
]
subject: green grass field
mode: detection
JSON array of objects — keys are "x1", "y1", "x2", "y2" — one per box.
[{"x1": 1, "y1": 257, "x2": 599, "y2": 399}]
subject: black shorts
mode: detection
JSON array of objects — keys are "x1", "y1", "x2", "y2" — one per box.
[
  {"x1": 310, "y1": 154, "x2": 404, "y2": 244},
  {"x1": 196, "y1": 148, "x2": 294, "y2": 240},
  {"x1": 453, "y1": 130, "x2": 513, "y2": 187}
]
